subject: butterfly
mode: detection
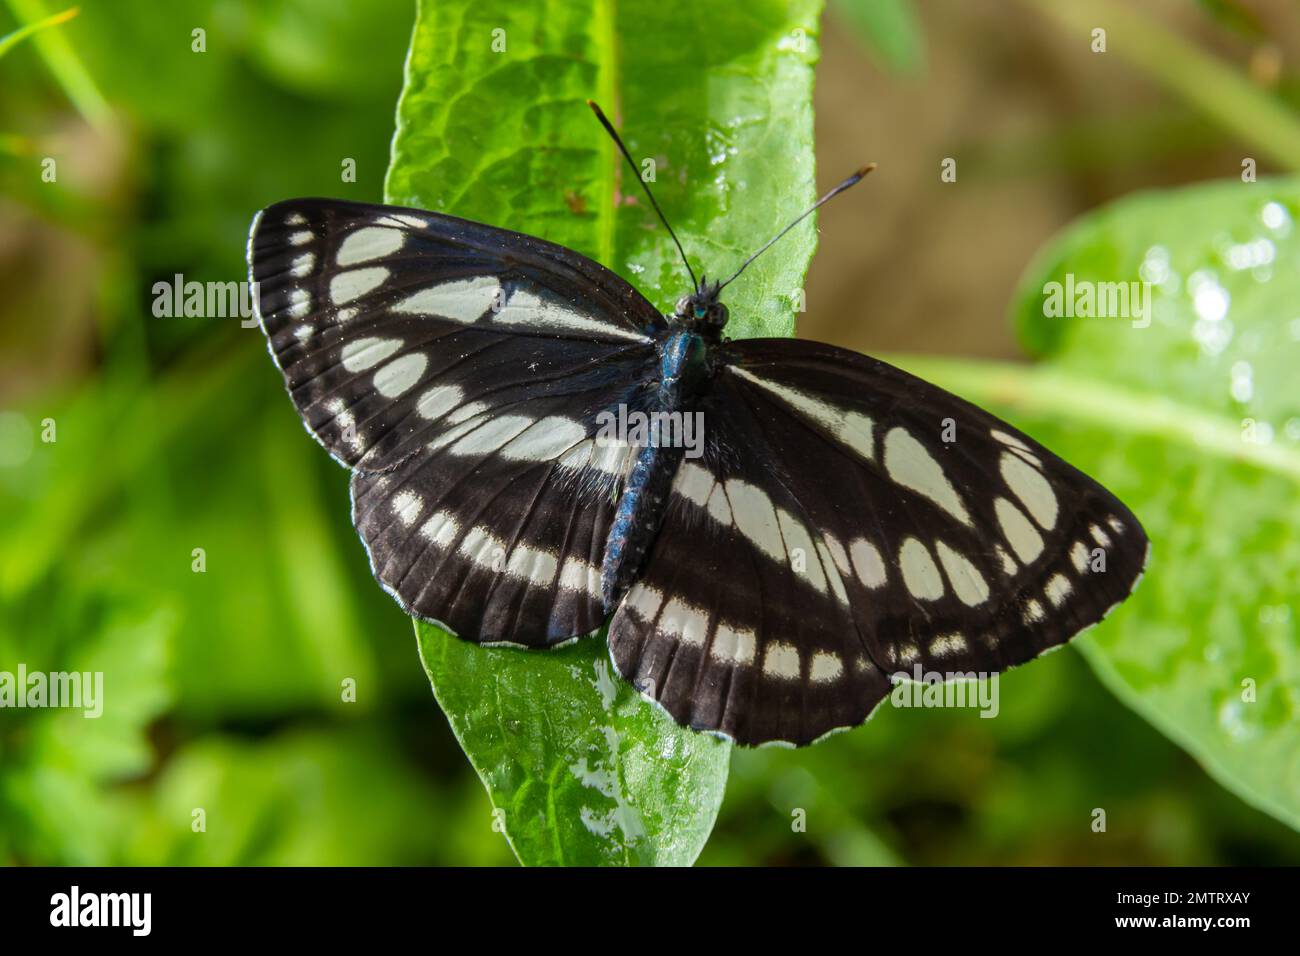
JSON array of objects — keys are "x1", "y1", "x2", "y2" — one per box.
[{"x1": 246, "y1": 102, "x2": 1148, "y2": 747}]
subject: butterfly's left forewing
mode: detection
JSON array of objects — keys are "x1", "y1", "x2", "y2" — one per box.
[
  {"x1": 249, "y1": 198, "x2": 663, "y2": 645},
  {"x1": 608, "y1": 338, "x2": 1148, "y2": 745}
]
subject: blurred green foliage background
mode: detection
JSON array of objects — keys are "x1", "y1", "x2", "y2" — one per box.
[{"x1": 2, "y1": 0, "x2": 1299, "y2": 865}]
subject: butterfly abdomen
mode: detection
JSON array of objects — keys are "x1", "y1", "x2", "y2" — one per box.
[
  {"x1": 599, "y1": 330, "x2": 711, "y2": 609},
  {"x1": 601, "y1": 439, "x2": 684, "y2": 610}
]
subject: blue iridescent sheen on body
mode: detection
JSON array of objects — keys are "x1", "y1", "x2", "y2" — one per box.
[
  {"x1": 599, "y1": 330, "x2": 701, "y2": 608},
  {"x1": 658, "y1": 330, "x2": 694, "y2": 398}
]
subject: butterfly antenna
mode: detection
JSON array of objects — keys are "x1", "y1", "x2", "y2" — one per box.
[
  {"x1": 587, "y1": 100, "x2": 700, "y2": 292},
  {"x1": 718, "y1": 163, "x2": 877, "y2": 291}
]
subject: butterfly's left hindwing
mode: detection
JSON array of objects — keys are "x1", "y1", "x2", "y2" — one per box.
[
  {"x1": 608, "y1": 338, "x2": 1149, "y2": 745},
  {"x1": 248, "y1": 198, "x2": 663, "y2": 646}
]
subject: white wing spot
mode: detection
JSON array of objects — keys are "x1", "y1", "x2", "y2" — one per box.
[
  {"x1": 500, "y1": 416, "x2": 586, "y2": 462},
  {"x1": 884, "y1": 427, "x2": 971, "y2": 526},
  {"x1": 731, "y1": 369, "x2": 875, "y2": 460},
  {"x1": 325, "y1": 398, "x2": 362, "y2": 452},
  {"x1": 899, "y1": 537, "x2": 945, "y2": 601},
  {"x1": 416, "y1": 385, "x2": 463, "y2": 421},
  {"x1": 288, "y1": 288, "x2": 311, "y2": 318},
  {"x1": 1107, "y1": 515, "x2": 1126, "y2": 534},
  {"x1": 1000, "y1": 451, "x2": 1058, "y2": 530},
  {"x1": 289, "y1": 230, "x2": 312, "y2": 246},
  {"x1": 590, "y1": 441, "x2": 630, "y2": 477},
  {"x1": 330, "y1": 266, "x2": 389, "y2": 306},
  {"x1": 816, "y1": 540, "x2": 849, "y2": 605},
  {"x1": 995, "y1": 497, "x2": 1044, "y2": 564},
  {"x1": 935, "y1": 541, "x2": 989, "y2": 606},
  {"x1": 624, "y1": 583, "x2": 663, "y2": 622},
  {"x1": 285, "y1": 212, "x2": 306, "y2": 226},
  {"x1": 290, "y1": 252, "x2": 315, "y2": 278},
  {"x1": 763, "y1": 643, "x2": 801, "y2": 680},
  {"x1": 777, "y1": 509, "x2": 826, "y2": 594},
  {"x1": 849, "y1": 538, "x2": 887, "y2": 588},
  {"x1": 393, "y1": 275, "x2": 500, "y2": 323},
  {"x1": 1090, "y1": 523, "x2": 1112, "y2": 548},
  {"x1": 1070, "y1": 540, "x2": 1090, "y2": 573},
  {"x1": 459, "y1": 525, "x2": 505, "y2": 569},
  {"x1": 706, "y1": 484, "x2": 733, "y2": 525},
  {"x1": 711, "y1": 624, "x2": 756, "y2": 665},
  {"x1": 505, "y1": 545, "x2": 559, "y2": 587},
  {"x1": 559, "y1": 557, "x2": 601, "y2": 598},
  {"x1": 427, "y1": 414, "x2": 489, "y2": 452},
  {"x1": 1010, "y1": 446, "x2": 1043, "y2": 468},
  {"x1": 672, "y1": 462, "x2": 714, "y2": 507},
  {"x1": 391, "y1": 490, "x2": 423, "y2": 527},
  {"x1": 991, "y1": 429, "x2": 1029, "y2": 450},
  {"x1": 725, "y1": 479, "x2": 784, "y2": 562},
  {"x1": 337, "y1": 226, "x2": 405, "y2": 266},
  {"x1": 341, "y1": 337, "x2": 402, "y2": 372},
  {"x1": 496, "y1": 288, "x2": 648, "y2": 342},
  {"x1": 445, "y1": 401, "x2": 489, "y2": 425},
  {"x1": 1023, "y1": 599, "x2": 1045, "y2": 623},
  {"x1": 1045, "y1": 573, "x2": 1073, "y2": 607},
  {"x1": 929, "y1": 633, "x2": 967, "y2": 657},
  {"x1": 661, "y1": 598, "x2": 709, "y2": 646},
  {"x1": 377, "y1": 213, "x2": 428, "y2": 229},
  {"x1": 809, "y1": 652, "x2": 843, "y2": 683},
  {"x1": 374, "y1": 353, "x2": 428, "y2": 398},
  {"x1": 823, "y1": 534, "x2": 851, "y2": 575},
  {"x1": 994, "y1": 545, "x2": 1017, "y2": 576},
  {"x1": 419, "y1": 510, "x2": 459, "y2": 547},
  {"x1": 448, "y1": 415, "x2": 533, "y2": 457}
]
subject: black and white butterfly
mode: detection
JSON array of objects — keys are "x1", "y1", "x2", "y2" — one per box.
[{"x1": 247, "y1": 103, "x2": 1148, "y2": 747}]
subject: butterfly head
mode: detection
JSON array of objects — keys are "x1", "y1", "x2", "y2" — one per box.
[{"x1": 675, "y1": 276, "x2": 729, "y2": 332}]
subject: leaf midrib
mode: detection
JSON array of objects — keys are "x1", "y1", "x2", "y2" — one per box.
[
  {"x1": 896, "y1": 355, "x2": 1300, "y2": 482},
  {"x1": 593, "y1": 0, "x2": 620, "y2": 270}
]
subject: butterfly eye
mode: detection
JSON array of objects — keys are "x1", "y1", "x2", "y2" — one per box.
[{"x1": 694, "y1": 306, "x2": 707, "y2": 319}]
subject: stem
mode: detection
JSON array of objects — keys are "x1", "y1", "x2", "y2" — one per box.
[
  {"x1": 1021, "y1": 0, "x2": 1300, "y2": 173},
  {"x1": 5, "y1": 0, "x2": 110, "y2": 129},
  {"x1": 893, "y1": 354, "x2": 1300, "y2": 481}
]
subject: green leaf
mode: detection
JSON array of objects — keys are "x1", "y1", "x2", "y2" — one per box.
[
  {"x1": 390, "y1": 0, "x2": 825, "y2": 864},
  {"x1": 414, "y1": 623, "x2": 721, "y2": 865},
  {"x1": 902, "y1": 177, "x2": 1300, "y2": 831}
]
